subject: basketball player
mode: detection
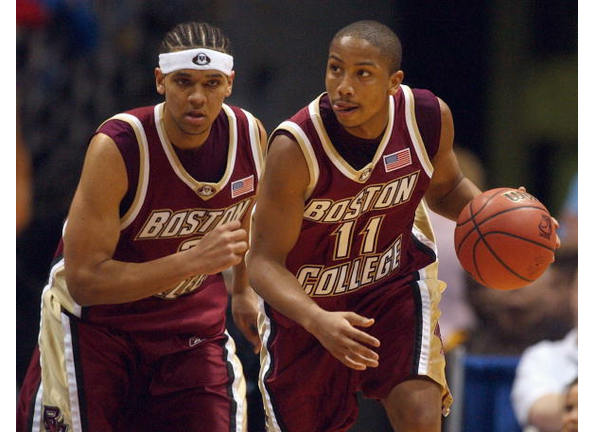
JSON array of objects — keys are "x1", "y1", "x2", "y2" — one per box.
[
  {"x1": 17, "y1": 22, "x2": 265, "y2": 432},
  {"x1": 247, "y1": 21, "x2": 483, "y2": 431}
]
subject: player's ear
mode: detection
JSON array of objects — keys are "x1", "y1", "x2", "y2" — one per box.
[
  {"x1": 388, "y1": 70, "x2": 404, "y2": 95},
  {"x1": 225, "y1": 71, "x2": 235, "y2": 98},
  {"x1": 155, "y1": 68, "x2": 166, "y2": 95}
]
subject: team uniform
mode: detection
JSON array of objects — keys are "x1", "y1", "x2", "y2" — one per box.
[
  {"x1": 17, "y1": 102, "x2": 265, "y2": 432},
  {"x1": 258, "y1": 85, "x2": 452, "y2": 432}
]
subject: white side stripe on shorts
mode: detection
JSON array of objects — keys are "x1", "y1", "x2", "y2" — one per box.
[{"x1": 61, "y1": 313, "x2": 83, "y2": 432}]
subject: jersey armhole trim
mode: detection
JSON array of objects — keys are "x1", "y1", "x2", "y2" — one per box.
[
  {"x1": 272, "y1": 121, "x2": 319, "y2": 200},
  {"x1": 241, "y1": 109, "x2": 264, "y2": 179},
  {"x1": 401, "y1": 85, "x2": 434, "y2": 178},
  {"x1": 107, "y1": 113, "x2": 150, "y2": 230}
]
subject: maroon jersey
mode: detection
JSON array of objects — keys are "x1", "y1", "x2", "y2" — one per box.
[
  {"x1": 273, "y1": 85, "x2": 440, "y2": 318},
  {"x1": 54, "y1": 102, "x2": 264, "y2": 335}
]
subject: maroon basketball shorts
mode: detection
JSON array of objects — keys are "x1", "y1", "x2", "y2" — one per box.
[
  {"x1": 16, "y1": 312, "x2": 247, "y2": 432},
  {"x1": 258, "y1": 278, "x2": 451, "y2": 432}
]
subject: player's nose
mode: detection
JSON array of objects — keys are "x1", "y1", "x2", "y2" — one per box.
[
  {"x1": 188, "y1": 87, "x2": 206, "y2": 106},
  {"x1": 337, "y1": 76, "x2": 355, "y2": 97}
]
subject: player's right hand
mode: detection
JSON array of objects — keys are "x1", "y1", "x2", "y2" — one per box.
[
  {"x1": 190, "y1": 220, "x2": 248, "y2": 274},
  {"x1": 306, "y1": 310, "x2": 380, "y2": 370}
]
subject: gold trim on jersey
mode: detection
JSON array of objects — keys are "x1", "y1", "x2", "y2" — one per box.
[
  {"x1": 223, "y1": 331, "x2": 249, "y2": 432},
  {"x1": 271, "y1": 121, "x2": 320, "y2": 200},
  {"x1": 257, "y1": 297, "x2": 284, "y2": 432},
  {"x1": 155, "y1": 103, "x2": 238, "y2": 201},
  {"x1": 241, "y1": 108, "x2": 265, "y2": 179},
  {"x1": 308, "y1": 93, "x2": 395, "y2": 184},
  {"x1": 411, "y1": 199, "x2": 451, "y2": 413},
  {"x1": 401, "y1": 85, "x2": 434, "y2": 178},
  {"x1": 37, "y1": 259, "x2": 83, "y2": 432},
  {"x1": 413, "y1": 199, "x2": 439, "y2": 280},
  {"x1": 44, "y1": 256, "x2": 81, "y2": 317},
  {"x1": 101, "y1": 113, "x2": 151, "y2": 230}
]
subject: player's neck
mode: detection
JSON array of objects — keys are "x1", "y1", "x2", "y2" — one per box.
[{"x1": 342, "y1": 115, "x2": 388, "y2": 141}]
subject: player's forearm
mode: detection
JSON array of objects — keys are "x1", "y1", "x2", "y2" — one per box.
[
  {"x1": 65, "y1": 249, "x2": 199, "y2": 306},
  {"x1": 428, "y1": 176, "x2": 481, "y2": 221},
  {"x1": 231, "y1": 260, "x2": 250, "y2": 295},
  {"x1": 247, "y1": 255, "x2": 325, "y2": 330}
]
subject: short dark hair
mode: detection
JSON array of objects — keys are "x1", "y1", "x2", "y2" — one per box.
[
  {"x1": 332, "y1": 20, "x2": 402, "y2": 73},
  {"x1": 159, "y1": 22, "x2": 232, "y2": 55}
]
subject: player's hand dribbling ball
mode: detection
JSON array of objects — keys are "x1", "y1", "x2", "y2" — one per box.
[{"x1": 454, "y1": 188, "x2": 556, "y2": 290}]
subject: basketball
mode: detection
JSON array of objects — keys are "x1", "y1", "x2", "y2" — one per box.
[{"x1": 454, "y1": 188, "x2": 557, "y2": 290}]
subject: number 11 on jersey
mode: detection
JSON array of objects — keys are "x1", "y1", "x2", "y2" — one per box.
[{"x1": 331, "y1": 215, "x2": 385, "y2": 260}]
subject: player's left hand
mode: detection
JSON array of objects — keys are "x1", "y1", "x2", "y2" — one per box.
[{"x1": 231, "y1": 287, "x2": 262, "y2": 353}]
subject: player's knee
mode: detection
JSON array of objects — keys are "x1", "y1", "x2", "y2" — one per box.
[
  {"x1": 383, "y1": 379, "x2": 442, "y2": 431},
  {"x1": 395, "y1": 400, "x2": 440, "y2": 429}
]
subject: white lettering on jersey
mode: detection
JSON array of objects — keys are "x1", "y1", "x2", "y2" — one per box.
[
  {"x1": 136, "y1": 198, "x2": 253, "y2": 240},
  {"x1": 295, "y1": 235, "x2": 402, "y2": 297},
  {"x1": 303, "y1": 171, "x2": 419, "y2": 223}
]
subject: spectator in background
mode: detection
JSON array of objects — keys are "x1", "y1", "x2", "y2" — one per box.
[
  {"x1": 16, "y1": 115, "x2": 32, "y2": 236},
  {"x1": 558, "y1": 173, "x2": 577, "y2": 251},
  {"x1": 463, "y1": 256, "x2": 574, "y2": 356},
  {"x1": 561, "y1": 378, "x2": 578, "y2": 432},
  {"x1": 511, "y1": 261, "x2": 578, "y2": 432},
  {"x1": 428, "y1": 146, "x2": 484, "y2": 351}
]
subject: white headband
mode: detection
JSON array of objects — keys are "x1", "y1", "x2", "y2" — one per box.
[{"x1": 158, "y1": 48, "x2": 234, "y2": 75}]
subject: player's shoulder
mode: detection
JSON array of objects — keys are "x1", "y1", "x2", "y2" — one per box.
[
  {"x1": 408, "y1": 87, "x2": 440, "y2": 110},
  {"x1": 97, "y1": 105, "x2": 155, "y2": 133},
  {"x1": 94, "y1": 105, "x2": 156, "y2": 151},
  {"x1": 123, "y1": 104, "x2": 156, "y2": 120}
]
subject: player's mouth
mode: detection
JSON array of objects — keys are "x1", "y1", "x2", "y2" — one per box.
[
  {"x1": 184, "y1": 110, "x2": 207, "y2": 125},
  {"x1": 332, "y1": 101, "x2": 359, "y2": 117}
]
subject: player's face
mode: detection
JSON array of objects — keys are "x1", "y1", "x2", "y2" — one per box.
[
  {"x1": 561, "y1": 383, "x2": 578, "y2": 432},
  {"x1": 325, "y1": 36, "x2": 403, "y2": 139},
  {"x1": 155, "y1": 68, "x2": 234, "y2": 146}
]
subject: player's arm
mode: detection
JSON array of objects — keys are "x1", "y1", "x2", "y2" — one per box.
[
  {"x1": 229, "y1": 118, "x2": 269, "y2": 353},
  {"x1": 64, "y1": 133, "x2": 248, "y2": 306},
  {"x1": 247, "y1": 133, "x2": 380, "y2": 370},
  {"x1": 424, "y1": 98, "x2": 482, "y2": 220}
]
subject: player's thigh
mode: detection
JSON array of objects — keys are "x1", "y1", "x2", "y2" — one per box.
[
  {"x1": 259, "y1": 319, "x2": 358, "y2": 432},
  {"x1": 381, "y1": 377, "x2": 442, "y2": 431},
  {"x1": 39, "y1": 312, "x2": 138, "y2": 432},
  {"x1": 139, "y1": 332, "x2": 247, "y2": 432}
]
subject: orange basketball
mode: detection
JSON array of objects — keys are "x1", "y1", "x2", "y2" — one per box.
[{"x1": 454, "y1": 188, "x2": 556, "y2": 290}]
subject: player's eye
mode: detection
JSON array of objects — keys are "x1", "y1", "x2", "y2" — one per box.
[
  {"x1": 357, "y1": 69, "x2": 371, "y2": 77},
  {"x1": 175, "y1": 78, "x2": 192, "y2": 86}
]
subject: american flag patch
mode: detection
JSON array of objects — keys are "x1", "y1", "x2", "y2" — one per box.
[
  {"x1": 231, "y1": 175, "x2": 254, "y2": 198},
  {"x1": 383, "y1": 149, "x2": 412, "y2": 172}
]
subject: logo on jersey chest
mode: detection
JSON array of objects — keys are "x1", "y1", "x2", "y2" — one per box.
[
  {"x1": 383, "y1": 148, "x2": 412, "y2": 172},
  {"x1": 196, "y1": 184, "x2": 216, "y2": 197},
  {"x1": 358, "y1": 166, "x2": 373, "y2": 182},
  {"x1": 231, "y1": 175, "x2": 254, "y2": 198}
]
